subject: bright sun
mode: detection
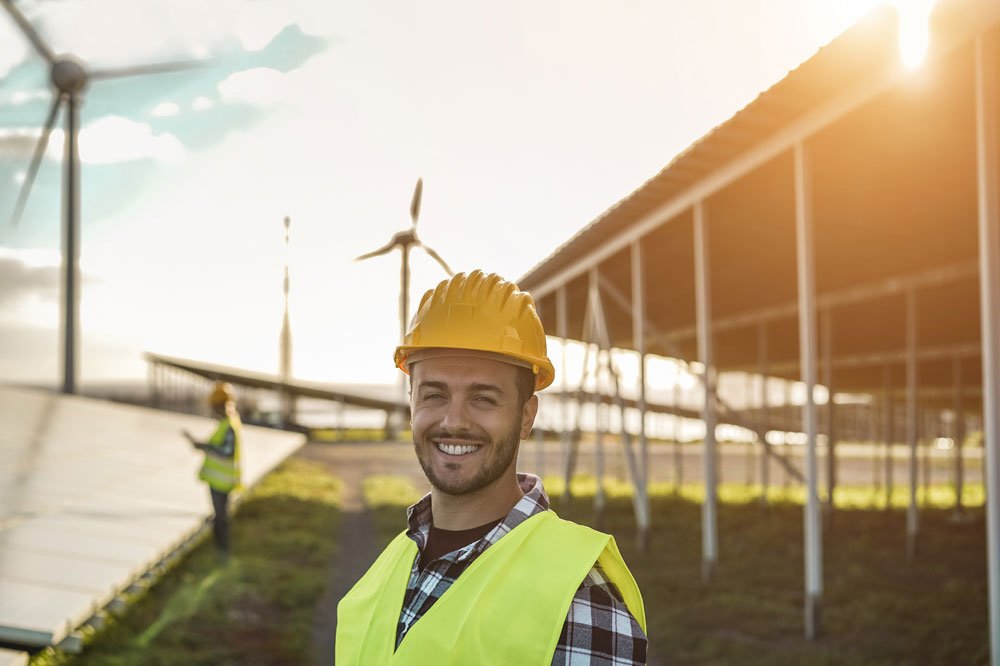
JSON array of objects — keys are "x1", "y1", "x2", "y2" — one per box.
[{"x1": 895, "y1": 0, "x2": 936, "y2": 69}]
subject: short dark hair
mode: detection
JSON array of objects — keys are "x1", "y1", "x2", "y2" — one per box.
[{"x1": 514, "y1": 366, "x2": 535, "y2": 411}]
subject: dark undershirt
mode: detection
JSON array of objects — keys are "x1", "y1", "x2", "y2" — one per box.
[{"x1": 419, "y1": 517, "x2": 505, "y2": 571}]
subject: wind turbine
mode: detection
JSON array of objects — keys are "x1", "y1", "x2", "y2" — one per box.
[
  {"x1": 356, "y1": 178, "x2": 454, "y2": 344},
  {"x1": 2, "y1": 0, "x2": 205, "y2": 394}
]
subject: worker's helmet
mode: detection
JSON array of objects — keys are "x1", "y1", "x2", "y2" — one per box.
[
  {"x1": 394, "y1": 270, "x2": 555, "y2": 390},
  {"x1": 209, "y1": 381, "x2": 235, "y2": 407}
]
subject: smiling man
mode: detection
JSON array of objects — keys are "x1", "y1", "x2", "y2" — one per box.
[{"x1": 336, "y1": 270, "x2": 647, "y2": 665}]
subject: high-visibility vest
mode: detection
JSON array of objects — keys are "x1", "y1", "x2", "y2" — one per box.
[
  {"x1": 198, "y1": 415, "x2": 242, "y2": 493},
  {"x1": 335, "y1": 510, "x2": 645, "y2": 666}
]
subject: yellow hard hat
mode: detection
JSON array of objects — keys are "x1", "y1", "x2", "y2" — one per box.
[
  {"x1": 209, "y1": 381, "x2": 235, "y2": 407},
  {"x1": 394, "y1": 270, "x2": 555, "y2": 390}
]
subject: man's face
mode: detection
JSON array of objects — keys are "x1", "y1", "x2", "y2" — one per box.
[{"x1": 410, "y1": 355, "x2": 537, "y2": 497}]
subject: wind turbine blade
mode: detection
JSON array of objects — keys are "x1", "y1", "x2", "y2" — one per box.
[
  {"x1": 355, "y1": 240, "x2": 397, "y2": 262},
  {"x1": 0, "y1": 0, "x2": 56, "y2": 63},
  {"x1": 418, "y1": 242, "x2": 454, "y2": 276},
  {"x1": 90, "y1": 59, "x2": 211, "y2": 81},
  {"x1": 9, "y1": 93, "x2": 62, "y2": 228},
  {"x1": 410, "y1": 178, "x2": 423, "y2": 227}
]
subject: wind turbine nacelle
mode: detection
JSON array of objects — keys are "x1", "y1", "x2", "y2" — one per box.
[
  {"x1": 52, "y1": 57, "x2": 89, "y2": 95},
  {"x1": 392, "y1": 229, "x2": 418, "y2": 246}
]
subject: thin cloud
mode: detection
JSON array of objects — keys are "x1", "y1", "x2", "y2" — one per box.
[
  {"x1": 191, "y1": 96, "x2": 215, "y2": 111},
  {"x1": 150, "y1": 102, "x2": 181, "y2": 117},
  {"x1": 0, "y1": 118, "x2": 186, "y2": 164},
  {"x1": 80, "y1": 116, "x2": 186, "y2": 164},
  {"x1": 0, "y1": 254, "x2": 60, "y2": 306}
]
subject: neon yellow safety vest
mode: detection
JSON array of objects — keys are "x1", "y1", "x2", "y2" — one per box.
[
  {"x1": 336, "y1": 510, "x2": 645, "y2": 666},
  {"x1": 198, "y1": 415, "x2": 242, "y2": 493}
]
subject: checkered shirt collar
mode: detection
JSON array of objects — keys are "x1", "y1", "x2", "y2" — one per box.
[{"x1": 404, "y1": 473, "x2": 550, "y2": 559}]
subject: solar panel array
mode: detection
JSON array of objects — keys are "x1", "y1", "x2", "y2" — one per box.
[{"x1": 0, "y1": 386, "x2": 305, "y2": 649}]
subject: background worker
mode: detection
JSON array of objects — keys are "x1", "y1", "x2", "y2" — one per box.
[
  {"x1": 337, "y1": 270, "x2": 647, "y2": 665},
  {"x1": 183, "y1": 381, "x2": 243, "y2": 559}
]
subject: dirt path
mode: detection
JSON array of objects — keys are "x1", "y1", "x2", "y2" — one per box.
[{"x1": 297, "y1": 441, "x2": 427, "y2": 665}]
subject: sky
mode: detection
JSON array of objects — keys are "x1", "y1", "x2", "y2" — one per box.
[{"x1": 0, "y1": 0, "x2": 897, "y2": 389}]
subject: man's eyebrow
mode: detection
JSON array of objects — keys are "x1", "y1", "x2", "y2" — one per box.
[
  {"x1": 415, "y1": 380, "x2": 505, "y2": 394},
  {"x1": 416, "y1": 380, "x2": 448, "y2": 392},
  {"x1": 468, "y1": 382, "x2": 504, "y2": 394}
]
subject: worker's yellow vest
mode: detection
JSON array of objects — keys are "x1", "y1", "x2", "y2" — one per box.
[
  {"x1": 335, "y1": 510, "x2": 645, "y2": 666},
  {"x1": 198, "y1": 415, "x2": 242, "y2": 493}
]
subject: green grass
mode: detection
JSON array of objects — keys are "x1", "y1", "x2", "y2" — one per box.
[
  {"x1": 364, "y1": 474, "x2": 989, "y2": 666},
  {"x1": 30, "y1": 459, "x2": 341, "y2": 666},
  {"x1": 552, "y1": 479, "x2": 989, "y2": 666},
  {"x1": 309, "y1": 429, "x2": 414, "y2": 443}
]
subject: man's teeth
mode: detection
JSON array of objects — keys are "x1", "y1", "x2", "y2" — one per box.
[{"x1": 437, "y1": 442, "x2": 481, "y2": 456}]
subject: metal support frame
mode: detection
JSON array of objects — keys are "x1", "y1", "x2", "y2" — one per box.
[
  {"x1": 795, "y1": 141, "x2": 823, "y2": 639},
  {"x1": 631, "y1": 240, "x2": 651, "y2": 547},
  {"x1": 557, "y1": 287, "x2": 571, "y2": 498},
  {"x1": 673, "y1": 376, "x2": 684, "y2": 488},
  {"x1": 652, "y1": 262, "x2": 977, "y2": 349},
  {"x1": 758, "y1": 321, "x2": 770, "y2": 506},
  {"x1": 589, "y1": 267, "x2": 650, "y2": 544},
  {"x1": 594, "y1": 355, "x2": 607, "y2": 523},
  {"x1": 883, "y1": 365, "x2": 895, "y2": 509},
  {"x1": 906, "y1": 288, "x2": 920, "y2": 559},
  {"x1": 953, "y1": 357, "x2": 965, "y2": 516},
  {"x1": 975, "y1": 31, "x2": 1000, "y2": 666},
  {"x1": 693, "y1": 200, "x2": 718, "y2": 582},
  {"x1": 599, "y1": 274, "x2": 804, "y2": 483},
  {"x1": 822, "y1": 308, "x2": 836, "y2": 512}
]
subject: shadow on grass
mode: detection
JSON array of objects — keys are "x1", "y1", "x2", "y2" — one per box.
[
  {"x1": 339, "y1": 472, "x2": 990, "y2": 666},
  {"x1": 552, "y1": 490, "x2": 989, "y2": 666},
  {"x1": 31, "y1": 459, "x2": 341, "y2": 666}
]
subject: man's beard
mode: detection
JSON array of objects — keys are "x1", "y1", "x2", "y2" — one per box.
[{"x1": 414, "y1": 421, "x2": 521, "y2": 496}]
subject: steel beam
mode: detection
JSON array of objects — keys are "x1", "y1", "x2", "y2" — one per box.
[
  {"x1": 694, "y1": 200, "x2": 718, "y2": 582},
  {"x1": 954, "y1": 357, "x2": 965, "y2": 516},
  {"x1": 795, "y1": 141, "x2": 823, "y2": 639},
  {"x1": 906, "y1": 288, "x2": 919, "y2": 560},
  {"x1": 822, "y1": 308, "x2": 836, "y2": 512},
  {"x1": 975, "y1": 31, "x2": 1000, "y2": 666},
  {"x1": 884, "y1": 365, "x2": 895, "y2": 510},
  {"x1": 557, "y1": 286, "x2": 571, "y2": 498},
  {"x1": 632, "y1": 240, "x2": 651, "y2": 545},
  {"x1": 729, "y1": 341, "x2": 980, "y2": 376},
  {"x1": 758, "y1": 322, "x2": 770, "y2": 507},
  {"x1": 653, "y1": 262, "x2": 978, "y2": 347},
  {"x1": 589, "y1": 268, "x2": 650, "y2": 544}
]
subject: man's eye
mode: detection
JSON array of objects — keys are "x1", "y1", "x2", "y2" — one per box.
[{"x1": 473, "y1": 395, "x2": 498, "y2": 404}]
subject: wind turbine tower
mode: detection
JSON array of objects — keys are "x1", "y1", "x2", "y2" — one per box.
[
  {"x1": 2, "y1": 0, "x2": 204, "y2": 393},
  {"x1": 356, "y1": 178, "x2": 454, "y2": 435}
]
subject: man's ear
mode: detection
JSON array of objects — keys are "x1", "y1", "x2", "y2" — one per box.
[{"x1": 519, "y1": 394, "x2": 539, "y2": 440}]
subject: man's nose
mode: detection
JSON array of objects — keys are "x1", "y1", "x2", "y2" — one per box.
[{"x1": 439, "y1": 398, "x2": 472, "y2": 431}]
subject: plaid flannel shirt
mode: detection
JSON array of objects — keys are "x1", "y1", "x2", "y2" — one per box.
[{"x1": 396, "y1": 474, "x2": 647, "y2": 665}]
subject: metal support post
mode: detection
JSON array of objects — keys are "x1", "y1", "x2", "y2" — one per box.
[
  {"x1": 906, "y1": 288, "x2": 919, "y2": 559},
  {"x1": 557, "y1": 286, "x2": 571, "y2": 498},
  {"x1": 594, "y1": 360, "x2": 607, "y2": 525},
  {"x1": 694, "y1": 200, "x2": 718, "y2": 582},
  {"x1": 883, "y1": 365, "x2": 895, "y2": 509},
  {"x1": 975, "y1": 33, "x2": 1000, "y2": 666},
  {"x1": 822, "y1": 308, "x2": 836, "y2": 513},
  {"x1": 589, "y1": 269, "x2": 649, "y2": 544},
  {"x1": 758, "y1": 322, "x2": 770, "y2": 507},
  {"x1": 795, "y1": 141, "x2": 823, "y2": 639},
  {"x1": 954, "y1": 357, "x2": 965, "y2": 516},
  {"x1": 631, "y1": 240, "x2": 650, "y2": 548},
  {"x1": 673, "y1": 377, "x2": 684, "y2": 489}
]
